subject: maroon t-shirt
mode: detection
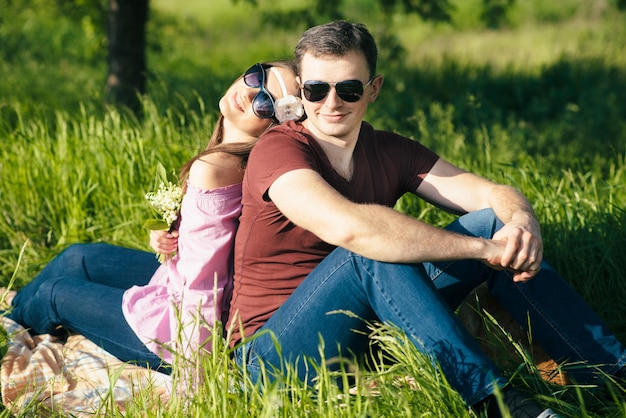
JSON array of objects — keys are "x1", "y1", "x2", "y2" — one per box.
[{"x1": 228, "y1": 121, "x2": 439, "y2": 343}]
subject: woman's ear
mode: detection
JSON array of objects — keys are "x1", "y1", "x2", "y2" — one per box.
[{"x1": 369, "y1": 75, "x2": 384, "y2": 103}]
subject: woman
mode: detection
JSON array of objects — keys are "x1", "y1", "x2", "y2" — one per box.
[{"x1": 5, "y1": 61, "x2": 303, "y2": 374}]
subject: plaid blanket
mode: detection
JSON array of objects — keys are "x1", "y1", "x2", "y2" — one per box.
[{"x1": 1, "y1": 291, "x2": 171, "y2": 417}]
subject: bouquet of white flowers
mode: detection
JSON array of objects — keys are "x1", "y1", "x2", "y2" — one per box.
[{"x1": 143, "y1": 163, "x2": 183, "y2": 263}]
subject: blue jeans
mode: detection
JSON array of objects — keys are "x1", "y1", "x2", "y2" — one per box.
[
  {"x1": 7, "y1": 243, "x2": 169, "y2": 373},
  {"x1": 235, "y1": 209, "x2": 626, "y2": 405}
]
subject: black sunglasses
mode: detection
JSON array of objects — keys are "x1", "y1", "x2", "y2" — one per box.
[
  {"x1": 243, "y1": 63, "x2": 276, "y2": 119},
  {"x1": 301, "y1": 77, "x2": 374, "y2": 103}
]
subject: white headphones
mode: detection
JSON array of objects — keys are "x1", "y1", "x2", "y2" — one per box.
[{"x1": 270, "y1": 67, "x2": 305, "y2": 123}]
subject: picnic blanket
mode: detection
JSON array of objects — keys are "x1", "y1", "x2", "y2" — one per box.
[{"x1": 1, "y1": 292, "x2": 171, "y2": 417}]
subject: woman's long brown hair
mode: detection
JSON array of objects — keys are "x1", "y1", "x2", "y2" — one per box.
[{"x1": 178, "y1": 60, "x2": 298, "y2": 190}]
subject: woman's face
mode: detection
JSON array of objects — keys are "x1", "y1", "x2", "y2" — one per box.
[{"x1": 219, "y1": 65, "x2": 298, "y2": 139}]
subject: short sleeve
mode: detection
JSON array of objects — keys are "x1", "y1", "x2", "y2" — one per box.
[{"x1": 244, "y1": 125, "x2": 319, "y2": 202}]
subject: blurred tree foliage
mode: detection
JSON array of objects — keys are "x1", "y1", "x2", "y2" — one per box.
[
  {"x1": 55, "y1": 0, "x2": 108, "y2": 25},
  {"x1": 481, "y1": 0, "x2": 516, "y2": 28},
  {"x1": 233, "y1": 0, "x2": 456, "y2": 25}
]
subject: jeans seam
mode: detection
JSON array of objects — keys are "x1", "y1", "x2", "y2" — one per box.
[
  {"x1": 428, "y1": 261, "x2": 455, "y2": 282},
  {"x1": 361, "y1": 259, "x2": 412, "y2": 339}
]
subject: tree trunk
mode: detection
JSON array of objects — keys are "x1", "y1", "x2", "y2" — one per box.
[{"x1": 105, "y1": 0, "x2": 149, "y2": 114}]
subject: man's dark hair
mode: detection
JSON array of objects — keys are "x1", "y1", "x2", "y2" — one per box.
[{"x1": 294, "y1": 20, "x2": 378, "y2": 79}]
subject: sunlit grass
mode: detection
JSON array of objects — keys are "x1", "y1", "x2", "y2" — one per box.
[
  {"x1": 1, "y1": 0, "x2": 626, "y2": 416},
  {"x1": 1, "y1": 92, "x2": 625, "y2": 416}
]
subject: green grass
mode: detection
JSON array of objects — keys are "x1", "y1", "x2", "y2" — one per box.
[{"x1": 1, "y1": 0, "x2": 626, "y2": 416}]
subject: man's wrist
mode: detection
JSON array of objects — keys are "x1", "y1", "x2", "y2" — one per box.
[{"x1": 510, "y1": 209, "x2": 538, "y2": 226}]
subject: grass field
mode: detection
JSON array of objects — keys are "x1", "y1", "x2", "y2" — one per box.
[{"x1": 1, "y1": 0, "x2": 625, "y2": 416}]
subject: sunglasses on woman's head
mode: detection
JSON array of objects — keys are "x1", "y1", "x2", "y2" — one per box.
[
  {"x1": 243, "y1": 63, "x2": 276, "y2": 119},
  {"x1": 301, "y1": 77, "x2": 374, "y2": 103}
]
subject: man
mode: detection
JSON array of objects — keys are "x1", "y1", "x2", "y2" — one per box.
[{"x1": 227, "y1": 21, "x2": 625, "y2": 417}]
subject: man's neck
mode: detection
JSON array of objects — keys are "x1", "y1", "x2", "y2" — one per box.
[{"x1": 304, "y1": 121, "x2": 359, "y2": 181}]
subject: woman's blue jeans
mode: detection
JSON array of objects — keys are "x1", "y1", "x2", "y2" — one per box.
[
  {"x1": 7, "y1": 243, "x2": 169, "y2": 373},
  {"x1": 235, "y1": 209, "x2": 626, "y2": 405}
]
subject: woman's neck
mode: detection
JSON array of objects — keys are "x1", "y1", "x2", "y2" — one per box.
[{"x1": 221, "y1": 118, "x2": 258, "y2": 144}]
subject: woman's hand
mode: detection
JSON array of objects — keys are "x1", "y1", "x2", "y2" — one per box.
[{"x1": 149, "y1": 229, "x2": 179, "y2": 257}]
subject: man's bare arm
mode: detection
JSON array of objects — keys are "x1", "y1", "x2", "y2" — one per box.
[
  {"x1": 268, "y1": 168, "x2": 507, "y2": 266},
  {"x1": 418, "y1": 158, "x2": 543, "y2": 281}
]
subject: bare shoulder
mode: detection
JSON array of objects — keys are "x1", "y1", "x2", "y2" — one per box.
[{"x1": 188, "y1": 152, "x2": 244, "y2": 190}]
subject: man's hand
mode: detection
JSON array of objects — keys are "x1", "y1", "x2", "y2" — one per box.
[{"x1": 491, "y1": 213, "x2": 543, "y2": 282}]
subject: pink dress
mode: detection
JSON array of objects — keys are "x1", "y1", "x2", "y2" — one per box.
[{"x1": 122, "y1": 182, "x2": 241, "y2": 364}]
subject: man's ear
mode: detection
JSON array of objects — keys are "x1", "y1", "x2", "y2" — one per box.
[{"x1": 369, "y1": 75, "x2": 384, "y2": 103}]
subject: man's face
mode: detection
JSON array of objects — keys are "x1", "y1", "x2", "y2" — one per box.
[{"x1": 299, "y1": 50, "x2": 381, "y2": 145}]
